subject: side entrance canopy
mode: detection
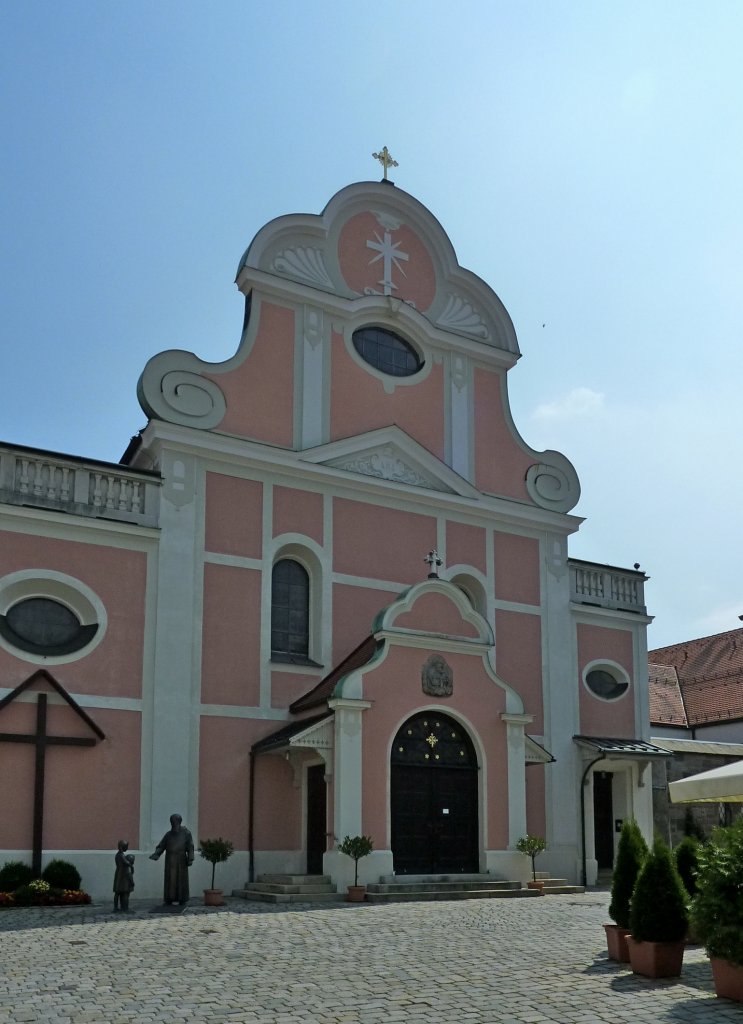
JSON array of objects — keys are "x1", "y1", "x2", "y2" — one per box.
[{"x1": 669, "y1": 759, "x2": 743, "y2": 804}]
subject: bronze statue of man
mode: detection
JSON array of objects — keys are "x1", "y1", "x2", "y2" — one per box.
[{"x1": 149, "y1": 813, "x2": 194, "y2": 905}]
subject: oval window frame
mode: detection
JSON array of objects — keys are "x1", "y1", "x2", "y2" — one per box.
[
  {"x1": 351, "y1": 326, "x2": 424, "y2": 378},
  {"x1": 582, "y1": 659, "x2": 631, "y2": 703},
  {"x1": 0, "y1": 571, "x2": 107, "y2": 665}
]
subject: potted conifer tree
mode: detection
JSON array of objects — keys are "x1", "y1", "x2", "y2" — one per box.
[
  {"x1": 691, "y1": 817, "x2": 743, "y2": 1001},
  {"x1": 198, "y1": 837, "x2": 234, "y2": 906},
  {"x1": 605, "y1": 819, "x2": 648, "y2": 962},
  {"x1": 627, "y1": 836, "x2": 689, "y2": 978},
  {"x1": 337, "y1": 835, "x2": 373, "y2": 902}
]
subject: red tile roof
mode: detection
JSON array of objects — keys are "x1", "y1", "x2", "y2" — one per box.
[
  {"x1": 648, "y1": 663, "x2": 687, "y2": 727},
  {"x1": 649, "y1": 627, "x2": 743, "y2": 727},
  {"x1": 290, "y1": 636, "x2": 379, "y2": 713}
]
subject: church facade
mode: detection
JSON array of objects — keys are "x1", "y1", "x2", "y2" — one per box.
[{"x1": 0, "y1": 179, "x2": 661, "y2": 899}]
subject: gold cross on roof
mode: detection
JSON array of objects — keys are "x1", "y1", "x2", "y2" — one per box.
[{"x1": 372, "y1": 146, "x2": 398, "y2": 180}]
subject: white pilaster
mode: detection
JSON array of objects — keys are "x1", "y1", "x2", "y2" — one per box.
[
  {"x1": 148, "y1": 451, "x2": 201, "y2": 841},
  {"x1": 501, "y1": 712, "x2": 533, "y2": 846},
  {"x1": 449, "y1": 354, "x2": 472, "y2": 480},
  {"x1": 328, "y1": 698, "x2": 372, "y2": 839},
  {"x1": 299, "y1": 305, "x2": 327, "y2": 449}
]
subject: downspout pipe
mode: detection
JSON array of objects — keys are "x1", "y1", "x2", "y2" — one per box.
[
  {"x1": 580, "y1": 753, "x2": 606, "y2": 887},
  {"x1": 248, "y1": 749, "x2": 256, "y2": 883}
]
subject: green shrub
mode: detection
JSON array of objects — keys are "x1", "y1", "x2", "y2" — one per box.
[
  {"x1": 608, "y1": 820, "x2": 648, "y2": 928},
  {"x1": 674, "y1": 836, "x2": 700, "y2": 897},
  {"x1": 41, "y1": 859, "x2": 81, "y2": 891},
  {"x1": 629, "y1": 836, "x2": 689, "y2": 942},
  {"x1": 0, "y1": 861, "x2": 34, "y2": 891},
  {"x1": 691, "y1": 817, "x2": 743, "y2": 966}
]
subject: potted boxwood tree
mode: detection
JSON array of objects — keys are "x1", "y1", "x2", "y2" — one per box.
[
  {"x1": 516, "y1": 835, "x2": 547, "y2": 889},
  {"x1": 691, "y1": 817, "x2": 743, "y2": 1001},
  {"x1": 198, "y1": 837, "x2": 234, "y2": 906},
  {"x1": 337, "y1": 835, "x2": 373, "y2": 902},
  {"x1": 606, "y1": 820, "x2": 648, "y2": 962},
  {"x1": 627, "y1": 836, "x2": 689, "y2": 978}
]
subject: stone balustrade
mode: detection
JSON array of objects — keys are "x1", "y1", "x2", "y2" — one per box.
[
  {"x1": 0, "y1": 444, "x2": 160, "y2": 528},
  {"x1": 569, "y1": 559, "x2": 646, "y2": 614}
]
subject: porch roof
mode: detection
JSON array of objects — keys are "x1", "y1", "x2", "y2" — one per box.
[
  {"x1": 252, "y1": 713, "x2": 332, "y2": 753},
  {"x1": 573, "y1": 735, "x2": 672, "y2": 758}
]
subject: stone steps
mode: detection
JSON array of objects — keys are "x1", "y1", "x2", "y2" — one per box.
[
  {"x1": 234, "y1": 874, "x2": 340, "y2": 904},
  {"x1": 365, "y1": 884, "x2": 543, "y2": 904},
  {"x1": 232, "y1": 872, "x2": 584, "y2": 904},
  {"x1": 529, "y1": 877, "x2": 586, "y2": 895}
]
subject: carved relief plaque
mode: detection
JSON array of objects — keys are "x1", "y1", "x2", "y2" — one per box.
[{"x1": 421, "y1": 654, "x2": 454, "y2": 698}]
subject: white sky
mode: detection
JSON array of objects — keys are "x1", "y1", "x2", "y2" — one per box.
[{"x1": 2, "y1": 1, "x2": 741, "y2": 649}]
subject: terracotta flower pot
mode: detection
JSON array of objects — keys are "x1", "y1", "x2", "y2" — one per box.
[
  {"x1": 346, "y1": 885, "x2": 366, "y2": 902},
  {"x1": 526, "y1": 880, "x2": 544, "y2": 891},
  {"x1": 203, "y1": 888, "x2": 224, "y2": 906},
  {"x1": 711, "y1": 958, "x2": 743, "y2": 1002},
  {"x1": 604, "y1": 923, "x2": 631, "y2": 963},
  {"x1": 627, "y1": 936, "x2": 685, "y2": 978}
]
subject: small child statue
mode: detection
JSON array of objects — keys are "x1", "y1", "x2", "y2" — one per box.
[{"x1": 113, "y1": 839, "x2": 135, "y2": 912}]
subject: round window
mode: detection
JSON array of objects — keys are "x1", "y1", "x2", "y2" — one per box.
[
  {"x1": 585, "y1": 669, "x2": 629, "y2": 701},
  {"x1": 352, "y1": 327, "x2": 422, "y2": 377},
  {"x1": 1, "y1": 598, "x2": 97, "y2": 656}
]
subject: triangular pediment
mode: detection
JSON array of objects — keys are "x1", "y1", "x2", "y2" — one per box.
[{"x1": 300, "y1": 427, "x2": 480, "y2": 499}]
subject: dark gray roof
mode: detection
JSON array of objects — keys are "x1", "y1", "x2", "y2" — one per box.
[{"x1": 573, "y1": 735, "x2": 672, "y2": 757}]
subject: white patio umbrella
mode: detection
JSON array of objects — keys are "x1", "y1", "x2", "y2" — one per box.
[{"x1": 669, "y1": 759, "x2": 743, "y2": 803}]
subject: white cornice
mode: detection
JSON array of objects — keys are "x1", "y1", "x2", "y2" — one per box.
[
  {"x1": 0, "y1": 504, "x2": 160, "y2": 545},
  {"x1": 141, "y1": 421, "x2": 584, "y2": 536}
]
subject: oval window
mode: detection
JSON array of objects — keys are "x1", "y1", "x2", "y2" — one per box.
[
  {"x1": 586, "y1": 669, "x2": 629, "y2": 701},
  {"x1": 352, "y1": 327, "x2": 422, "y2": 377},
  {"x1": 1, "y1": 598, "x2": 97, "y2": 655}
]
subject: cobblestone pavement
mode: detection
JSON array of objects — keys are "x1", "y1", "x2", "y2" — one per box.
[{"x1": 1, "y1": 891, "x2": 743, "y2": 1024}]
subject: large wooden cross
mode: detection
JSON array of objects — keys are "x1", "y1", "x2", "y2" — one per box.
[{"x1": 0, "y1": 671, "x2": 105, "y2": 875}]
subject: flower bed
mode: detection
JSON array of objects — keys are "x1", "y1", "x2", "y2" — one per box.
[{"x1": 0, "y1": 886, "x2": 91, "y2": 908}]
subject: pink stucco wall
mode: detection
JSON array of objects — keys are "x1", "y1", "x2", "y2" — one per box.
[
  {"x1": 253, "y1": 751, "x2": 302, "y2": 850},
  {"x1": 337, "y1": 212, "x2": 437, "y2": 312},
  {"x1": 494, "y1": 532, "x2": 541, "y2": 606},
  {"x1": 273, "y1": 486, "x2": 323, "y2": 545},
  {"x1": 329, "y1": 331, "x2": 446, "y2": 458},
  {"x1": 358, "y1": 645, "x2": 509, "y2": 850},
  {"x1": 332, "y1": 583, "x2": 400, "y2": 665},
  {"x1": 474, "y1": 369, "x2": 533, "y2": 500},
  {"x1": 446, "y1": 522, "x2": 486, "y2": 574},
  {"x1": 393, "y1": 592, "x2": 480, "y2": 639},
  {"x1": 201, "y1": 563, "x2": 261, "y2": 706},
  {"x1": 198, "y1": 717, "x2": 300, "y2": 848},
  {"x1": 207, "y1": 301, "x2": 295, "y2": 446},
  {"x1": 204, "y1": 474, "x2": 263, "y2": 558},
  {"x1": 1, "y1": 700, "x2": 140, "y2": 850},
  {"x1": 333, "y1": 499, "x2": 437, "y2": 584},
  {"x1": 271, "y1": 671, "x2": 322, "y2": 710},
  {"x1": 494, "y1": 609, "x2": 543, "y2": 730},
  {"x1": 577, "y1": 624, "x2": 636, "y2": 736},
  {"x1": 0, "y1": 532, "x2": 147, "y2": 700}
]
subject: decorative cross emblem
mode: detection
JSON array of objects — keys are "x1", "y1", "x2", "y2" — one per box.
[
  {"x1": 425, "y1": 733, "x2": 438, "y2": 748},
  {"x1": 366, "y1": 229, "x2": 409, "y2": 296},
  {"x1": 424, "y1": 550, "x2": 443, "y2": 579},
  {"x1": 372, "y1": 146, "x2": 398, "y2": 181}
]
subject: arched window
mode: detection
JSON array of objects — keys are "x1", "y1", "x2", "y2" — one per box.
[{"x1": 271, "y1": 559, "x2": 310, "y2": 661}]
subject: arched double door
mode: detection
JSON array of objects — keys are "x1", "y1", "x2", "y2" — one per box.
[{"x1": 390, "y1": 711, "x2": 479, "y2": 874}]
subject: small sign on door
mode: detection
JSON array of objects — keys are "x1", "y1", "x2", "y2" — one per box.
[{"x1": 442, "y1": 808, "x2": 449, "y2": 815}]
